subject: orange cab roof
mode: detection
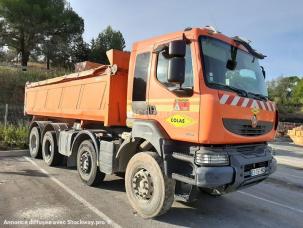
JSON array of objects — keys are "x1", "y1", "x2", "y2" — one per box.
[{"x1": 132, "y1": 27, "x2": 251, "y2": 54}]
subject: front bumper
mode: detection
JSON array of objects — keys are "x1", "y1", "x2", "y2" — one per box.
[
  {"x1": 195, "y1": 144, "x2": 277, "y2": 192},
  {"x1": 196, "y1": 156, "x2": 276, "y2": 191},
  {"x1": 166, "y1": 142, "x2": 277, "y2": 193}
]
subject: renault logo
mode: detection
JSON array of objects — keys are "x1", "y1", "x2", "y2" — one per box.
[{"x1": 251, "y1": 115, "x2": 258, "y2": 128}]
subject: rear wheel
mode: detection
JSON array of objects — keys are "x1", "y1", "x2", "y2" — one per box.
[
  {"x1": 125, "y1": 152, "x2": 175, "y2": 218},
  {"x1": 29, "y1": 127, "x2": 41, "y2": 158},
  {"x1": 77, "y1": 140, "x2": 105, "y2": 186},
  {"x1": 42, "y1": 131, "x2": 62, "y2": 166}
]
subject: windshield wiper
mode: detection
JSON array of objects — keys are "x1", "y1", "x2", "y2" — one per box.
[
  {"x1": 247, "y1": 92, "x2": 268, "y2": 101},
  {"x1": 209, "y1": 82, "x2": 248, "y2": 97}
]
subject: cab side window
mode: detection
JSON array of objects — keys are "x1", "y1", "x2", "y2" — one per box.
[
  {"x1": 132, "y1": 52, "x2": 151, "y2": 101},
  {"x1": 157, "y1": 45, "x2": 194, "y2": 88}
]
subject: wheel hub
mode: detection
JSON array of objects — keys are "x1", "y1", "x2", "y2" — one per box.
[
  {"x1": 132, "y1": 168, "x2": 154, "y2": 201},
  {"x1": 44, "y1": 139, "x2": 52, "y2": 160},
  {"x1": 80, "y1": 152, "x2": 91, "y2": 174},
  {"x1": 30, "y1": 134, "x2": 37, "y2": 151}
]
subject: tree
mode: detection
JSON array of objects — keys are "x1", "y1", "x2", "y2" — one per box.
[
  {"x1": 3, "y1": 48, "x2": 18, "y2": 63},
  {"x1": 268, "y1": 76, "x2": 300, "y2": 105},
  {"x1": 290, "y1": 79, "x2": 303, "y2": 105},
  {"x1": 0, "y1": 0, "x2": 84, "y2": 70},
  {"x1": 267, "y1": 76, "x2": 303, "y2": 114},
  {"x1": 89, "y1": 26, "x2": 126, "y2": 64},
  {"x1": 0, "y1": 47, "x2": 4, "y2": 61},
  {"x1": 40, "y1": 4, "x2": 84, "y2": 69},
  {"x1": 70, "y1": 36, "x2": 90, "y2": 63},
  {"x1": 41, "y1": 35, "x2": 90, "y2": 70}
]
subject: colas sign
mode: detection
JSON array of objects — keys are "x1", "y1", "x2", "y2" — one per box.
[{"x1": 166, "y1": 114, "x2": 195, "y2": 127}]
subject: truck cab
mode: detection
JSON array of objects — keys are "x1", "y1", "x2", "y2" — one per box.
[{"x1": 126, "y1": 27, "x2": 277, "y2": 198}]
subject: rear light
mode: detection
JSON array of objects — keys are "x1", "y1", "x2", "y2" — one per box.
[{"x1": 195, "y1": 152, "x2": 229, "y2": 166}]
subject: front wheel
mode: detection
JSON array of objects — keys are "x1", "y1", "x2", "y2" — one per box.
[
  {"x1": 77, "y1": 140, "x2": 105, "y2": 186},
  {"x1": 125, "y1": 152, "x2": 175, "y2": 218}
]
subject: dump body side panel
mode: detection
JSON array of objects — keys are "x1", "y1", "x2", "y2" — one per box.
[{"x1": 25, "y1": 72, "x2": 127, "y2": 126}]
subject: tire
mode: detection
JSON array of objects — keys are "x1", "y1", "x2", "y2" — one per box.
[
  {"x1": 42, "y1": 131, "x2": 62, "y2": 166},
  {"x1": 125, "y1": 152, "x2": 175, "y2": 218},
  {"x1": 77, "y1": 140, "x2": 105, "y2": 186},
  {"x1": 29, "y1": 127, "x2": 41, "y2": 158}
]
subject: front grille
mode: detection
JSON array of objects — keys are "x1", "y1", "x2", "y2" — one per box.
[
  {"x1": 244, "y1": 161, "x2": 268, "y2": 172},
  {"x1": 236, "y1": 144, "x2": 266, "y2": 155},
  {"x1": 223, "y1": 118, "x2": 273, "y2": 137},
  {"x1": 240, "y1": 124, "x2": 267, "y2": 136}
]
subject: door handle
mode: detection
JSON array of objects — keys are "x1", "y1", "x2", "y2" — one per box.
[{"x1": 148, "y1": 105, "x2": 157, "y2": 115}]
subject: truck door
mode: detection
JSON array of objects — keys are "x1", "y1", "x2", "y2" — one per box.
[
  {"x1": 147, "y1": 39, "x2": 200, "y2": 143},
  {"x1": 127, "y1": 51, "x2": 151, "y2": 122}
]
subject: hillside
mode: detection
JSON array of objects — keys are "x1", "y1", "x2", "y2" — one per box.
[{"x1": 0, "y1": 64, "x2": 70, "y2": 105}]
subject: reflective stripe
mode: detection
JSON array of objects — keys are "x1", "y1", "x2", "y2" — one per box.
[
  {"x1": 251, "y1": 100, "x2": 259, "y2": 109},
  {"x1": 220, "y1": 94, "x2": 229, "y2": 104},
  {"x1": 231, "y1": 96, "x2": 240, "y2": 106},
  {"x1": 218, "y1": 93, "x2": 275, "y2": 112},
  {"x1": 155, "y1": 104, "x2": 199, "y2": 112},
  {"x1": 266, "y1": 102, "x2": 272, "y2": 111},
  {"x1": 269, "y1": 102, "x2": 275, "y2": 111},
  {"x1": 260, "y1": 101, "x2": 266, "y2": 110},
  {"x1": 241, "y1": 98, "x2": 250, "y2": 107},
  {"x1": 127, "y1": 98, "x2": 200, "y2": 104}
]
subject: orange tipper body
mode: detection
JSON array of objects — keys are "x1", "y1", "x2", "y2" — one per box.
[
  {"x1": 25, "y1": 27, "x2": 277, "y2": 216},
  {"x1": 25, "y1": 50, "x2": 130, "y2": 126}
]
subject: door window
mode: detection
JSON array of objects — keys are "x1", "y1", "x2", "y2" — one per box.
[{"x1": 132, "y1": 52, "x2": 151, "y2": 101}]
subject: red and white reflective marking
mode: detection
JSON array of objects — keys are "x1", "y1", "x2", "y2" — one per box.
[{"x1": 219, "y1": 93, "x2": 276, "y2": 111}]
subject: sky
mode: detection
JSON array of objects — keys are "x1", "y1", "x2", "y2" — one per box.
[{"x1": 69, "y1": 0, "x2": 303, "y2": 81}]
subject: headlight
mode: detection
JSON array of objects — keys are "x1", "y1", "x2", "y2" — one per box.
[{"x1": 195, "y1": 153, "x2": 229, "y2": 166}]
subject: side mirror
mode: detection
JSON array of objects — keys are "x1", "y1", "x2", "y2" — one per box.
[
  {"x1": 169, "y1": 40, "x2": 186, "y2": 57},
  {"x1": 168, "y1": 57, "x2": 185, "y2": 85},
  {"x1": 261, "y1": 66, "x2": 266, "y2": 79}
]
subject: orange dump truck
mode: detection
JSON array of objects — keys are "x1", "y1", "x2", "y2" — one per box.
[{"x1": 25, "y1": 27, "x2": 277, "y2": 218}]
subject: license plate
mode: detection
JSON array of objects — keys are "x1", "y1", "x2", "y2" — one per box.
[{"x1": 250, "y1": 167, "x2": 266, "y2": 177}]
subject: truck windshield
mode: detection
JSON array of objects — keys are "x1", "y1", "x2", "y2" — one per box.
[{"x1": 200, "y1": 36, "x2": 268, "y2": 98}]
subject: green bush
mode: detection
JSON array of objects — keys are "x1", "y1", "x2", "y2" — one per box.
[
  {"x1": 0, "y1": 66, "x2": 67, "y2": 149},
  {"x1": 0, "y1": 122, "x2": 29, "y2": 149}
]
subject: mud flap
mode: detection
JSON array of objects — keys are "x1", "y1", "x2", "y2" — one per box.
[{"x1": 174, "y1": 181, "x2": 199, "y2": 202}]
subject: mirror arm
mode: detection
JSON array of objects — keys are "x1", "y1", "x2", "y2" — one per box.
[
  {"x1": 153, "y1": 44, "x2": 168, "y2": 54},
  {"x1": 260, "y1": 66, "x2": 266, "y2": 78},
  {"x1": 154, "y1": 36, "x2": 189, "y2": 55},
  {"x1": 182, "y1": 33, "x2": 191, "y2": 44}
]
